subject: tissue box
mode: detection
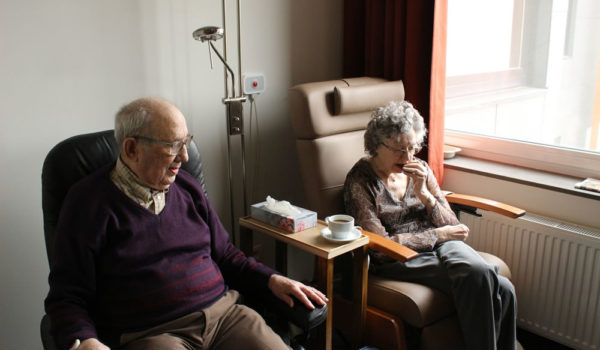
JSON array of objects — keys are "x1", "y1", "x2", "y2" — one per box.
[{"x1": 250, "y1": 201, "x2": 317, "y2": 233}]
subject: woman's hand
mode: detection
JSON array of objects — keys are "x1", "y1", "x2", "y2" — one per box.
[
  {"x1": 402, "y1": 161, "x2": 432, "y2": 205},
  {"x1": 268, "y1": 274, "x2": 328, "y2": 310},
  {"x1": 435, "y1": 224, "x2": 469, "y2": 243}
]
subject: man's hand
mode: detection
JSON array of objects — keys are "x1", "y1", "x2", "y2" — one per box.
[
  {"x1": 435, "y1": 224, "x2": 469, "y2": 243},
  {"x1": 268, "y1": 274, "x2": 328, "y2": 310},
  {"x1": 77, "y1": 338, "x2": 110, "y2": 350}
]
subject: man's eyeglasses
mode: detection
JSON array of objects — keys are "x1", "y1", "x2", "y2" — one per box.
[
  {"x1": 134, "y1": 135, "x2": 193, "y2": 156},
  {"x1": 381, "y1": 142, "x2": 420, "y2": 155}
]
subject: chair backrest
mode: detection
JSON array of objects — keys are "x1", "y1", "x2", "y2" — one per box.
[
  {"x1": 289, "y1": 77, "x2": 404, "y2": 218},
  {"x1": 41, "y1": 130, "x2": 207, "y2": 264}
]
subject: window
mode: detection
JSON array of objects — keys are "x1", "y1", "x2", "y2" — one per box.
[{"x1": 445, "y1": 0, "x2": 600, "y2": 179}]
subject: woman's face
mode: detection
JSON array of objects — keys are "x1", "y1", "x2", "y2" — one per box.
[{"x1": 374, "y1": 130, "x2": 418, "y2": 174}]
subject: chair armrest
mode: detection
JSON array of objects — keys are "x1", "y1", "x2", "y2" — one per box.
[
  {"x1": 445, "y1": 193, "x2": 526, "y2": 219},
  {"x1": 41, "y1": 314, "x2": 59, "y2": 350},
  {"x1": 359, "y1": 229, "x2": 419, "y2": 262},
  {"x1": 245, "y1": 291, "x2": 328, "y2": 332},
  {"x1": 270, "y1": 294, "x2": 328, "y2": 331},
  {"x1": 354, "y1": 194, "x2": 524, "y2": 263}
]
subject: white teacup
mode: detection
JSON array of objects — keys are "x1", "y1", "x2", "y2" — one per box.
[{"x1": 325, "y1": 214, "x2": 355, "y2": 239}]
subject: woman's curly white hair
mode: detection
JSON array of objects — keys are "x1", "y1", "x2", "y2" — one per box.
[{"x1": 364, "y1": 100, "x2": 427, "y2": 156}]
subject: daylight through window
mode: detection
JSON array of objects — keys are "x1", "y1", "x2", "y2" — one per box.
[{"x1": 445, "y1": 0, "x2": 600, "y2": 178}]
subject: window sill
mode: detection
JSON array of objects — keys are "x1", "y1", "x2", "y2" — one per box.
[{"x1": 444, "y1": 156, "x2": 600, "y2": 201}]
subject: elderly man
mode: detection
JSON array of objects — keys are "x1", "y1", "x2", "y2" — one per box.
[{"x1": 45, "y1": 97, "x2": 327, "y2": 350}]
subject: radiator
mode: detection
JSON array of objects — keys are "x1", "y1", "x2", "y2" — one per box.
[{"x1": 461, "y1": 211, "x2": 600, "y2": 350}]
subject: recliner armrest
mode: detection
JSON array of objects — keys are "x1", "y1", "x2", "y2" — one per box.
[
  {"x1": 270, "y1": 294, "x2": 328, "y2": 331},
  {"x1": 245, "y1": 291, "x2": 328, "y2": 332},
  {"x1": 356, "y1": 193, "x2": 524, "y2": 263},
  {"x1": 360, "y1": 229, "x2": 419, "y2": 262},
  {"x1": 445, "y1": 193, "x2": 526, "y2": 219},
  {"x1": 40, "y1": 314, "x2": 59, "y2": 350}
]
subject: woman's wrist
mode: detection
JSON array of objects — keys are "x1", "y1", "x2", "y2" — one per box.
[
  {"x1": 422, "y1": 193, "x2": 436, "y2": 208},
  {"x1": 428, "y1": 195, "x2": 436, "y2": 208},
  {"x1": 433, "y1": 227, "x2": 446, "y2": 242}
]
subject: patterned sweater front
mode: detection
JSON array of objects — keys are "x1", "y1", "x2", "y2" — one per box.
[{"x1": 343, "y1": 157, "x2": 460, "y2": 255}]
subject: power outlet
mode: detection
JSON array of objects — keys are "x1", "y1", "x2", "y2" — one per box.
[{"x1": 243, "y1": 74, "x2": 265, "y2": 95}]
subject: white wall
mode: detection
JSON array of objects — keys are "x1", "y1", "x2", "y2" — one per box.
[{"x1": 0, "y1": 1, "x2": 342, "y2": 348}]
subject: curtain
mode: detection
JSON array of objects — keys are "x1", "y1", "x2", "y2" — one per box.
[{"x1": 343, "y1": 0, "x2": 447, "y2": 183}]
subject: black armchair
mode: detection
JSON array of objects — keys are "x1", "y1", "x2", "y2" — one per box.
[{"x1": 40, "y1": 130, "x2": 326, "y2": 349}]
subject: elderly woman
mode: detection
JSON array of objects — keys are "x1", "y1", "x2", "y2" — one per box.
[{"x1": 343, "y1": 101, "x2": 517, "y2": 350}]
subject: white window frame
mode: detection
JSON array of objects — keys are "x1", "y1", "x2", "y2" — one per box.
[
  {"x1": 445, "y1": 131, "x2": 600, "y2": 179},
  {"x1": 444, "y1": 0, "x2": 600, "y2": 180},
  {"x1": 446, "y1": 0, "x2": 526, "y2": 99}
]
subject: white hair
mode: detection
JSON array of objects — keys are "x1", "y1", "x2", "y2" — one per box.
[{"x1": 364, "y1": 100, "x2": 427, "y2": 156}]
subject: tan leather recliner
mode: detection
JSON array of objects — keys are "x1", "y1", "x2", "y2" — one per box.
[{"x1": 289, "y1": 77, "x2": 524, "y2": 350}]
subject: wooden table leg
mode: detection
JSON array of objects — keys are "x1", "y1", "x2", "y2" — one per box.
[
  {"x1": 325, "y1": 258, "x2": 334, "y2": 350},
  {"x1": 314, "y1": 257, "x2": 334, "y2": 350},
  {"x1": 275, "y1": 240, "x2": 287, "y2": 275},
  {"x1": 239, "y1": 225, "x2": 253, "y2": 256},
  {"x1": 352, "y1": 245, "x2": 368, "y2": 349}
]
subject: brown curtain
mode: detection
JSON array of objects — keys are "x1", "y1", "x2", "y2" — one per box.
[{"x1": 344, "y1": 0, "x2": 448, "y2": 183}]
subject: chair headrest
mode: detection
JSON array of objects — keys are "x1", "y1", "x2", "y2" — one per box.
[
  {"x1": 289, "y1": 77, "x2": 404, "y2": 139},
  {"x1": 41, "y1": 130, "x2": 206, "y2": 264},
  {"x1": 333, "y1": 80, "x2": 405, "y2": 115}
]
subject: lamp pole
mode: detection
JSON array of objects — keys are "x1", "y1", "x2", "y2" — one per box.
[{"x1": 192, "y1": 0, "x2": 248, "y2": 246}]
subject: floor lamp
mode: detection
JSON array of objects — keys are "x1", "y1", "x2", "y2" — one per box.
[{"x1": 193, "y1": 17, "x2": 248, "y2": 245}]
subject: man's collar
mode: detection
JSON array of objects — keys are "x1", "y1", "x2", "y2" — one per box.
[{"x1": 113, "y1": 157, "x2": 168, "y2": 203}]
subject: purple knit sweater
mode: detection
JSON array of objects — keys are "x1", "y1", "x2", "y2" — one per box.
[{"x1": 45, "y1": 164, "x2": 276, "y2": 349}]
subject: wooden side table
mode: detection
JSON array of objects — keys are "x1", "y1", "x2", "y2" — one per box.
[{"x1": 239, "y1": 216, "x2": 369, "y2": 350}]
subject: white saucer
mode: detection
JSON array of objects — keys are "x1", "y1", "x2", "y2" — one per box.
[{"x1": 320, "y1": 227, "x2": 361, "y2": 243}]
